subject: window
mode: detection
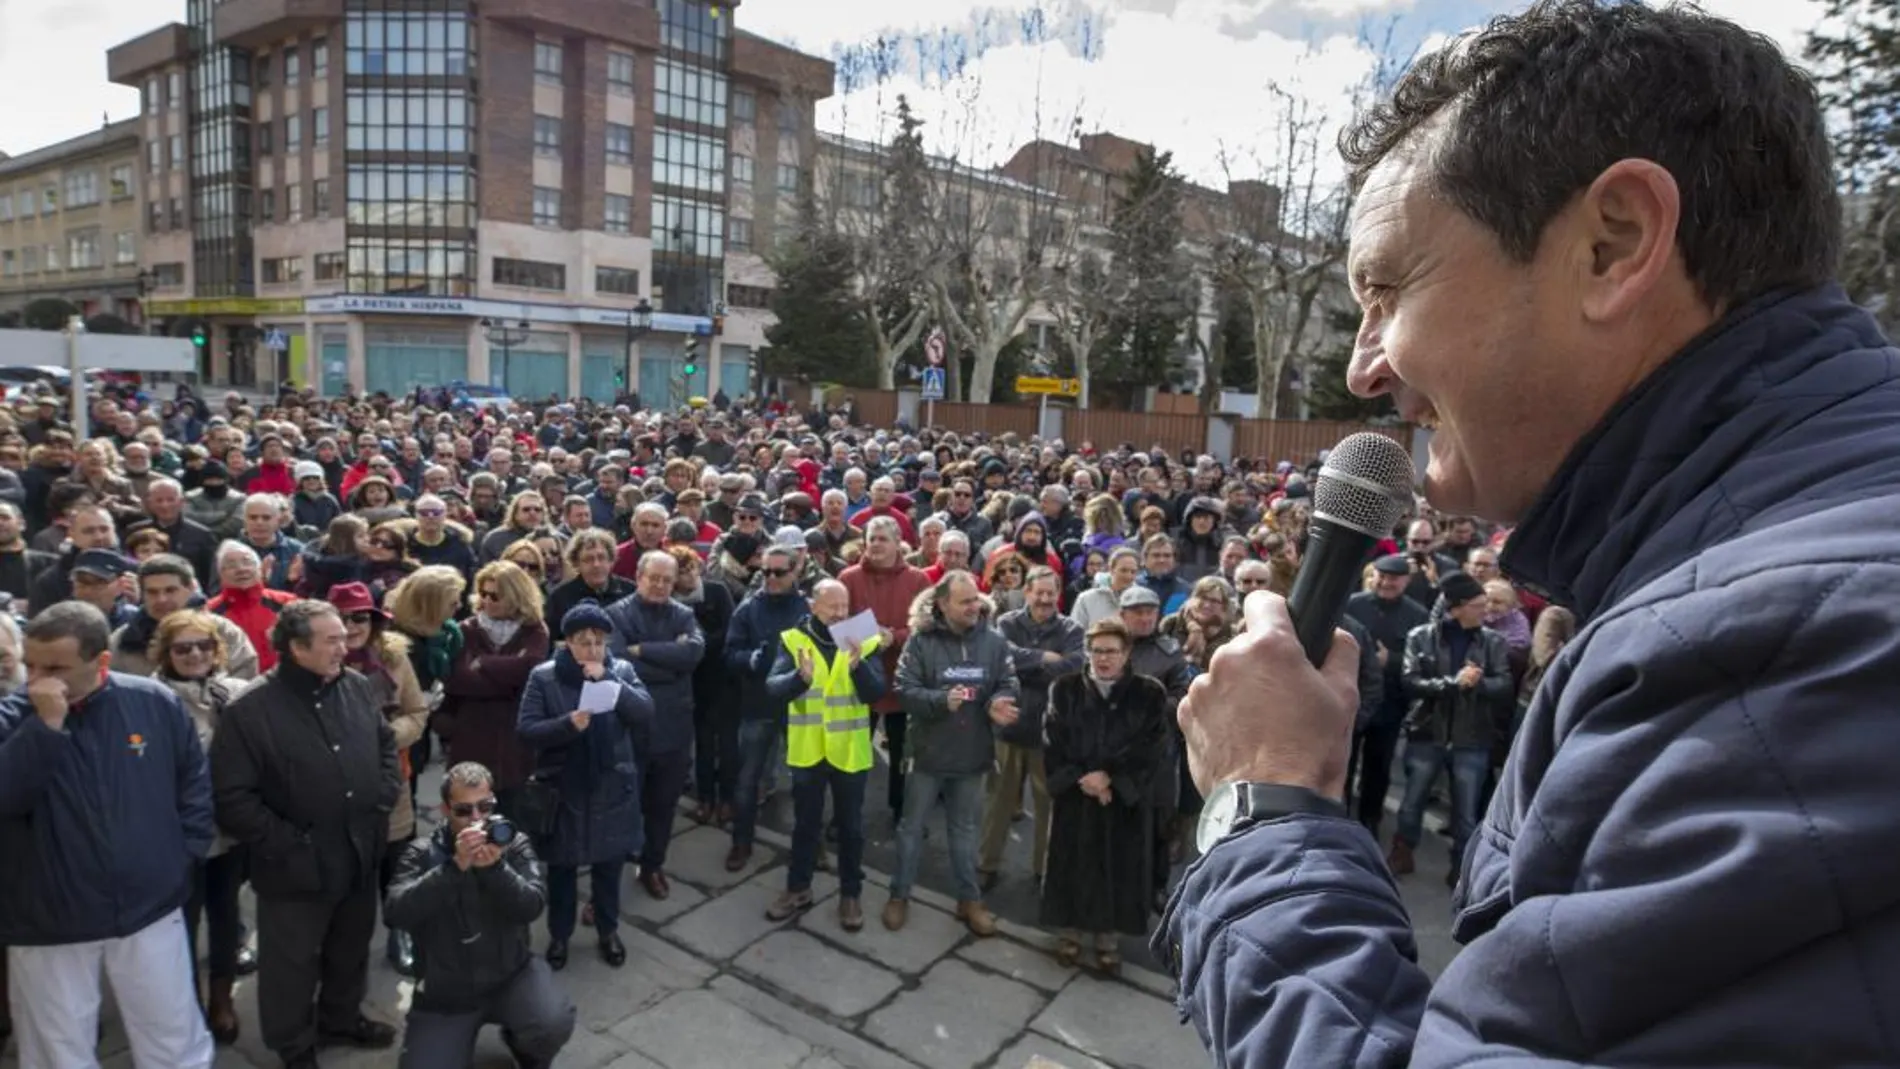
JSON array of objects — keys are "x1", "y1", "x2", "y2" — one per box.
[
  {"x1": 314, "y1": 251, "x2": 346, "y2": 281},
  {"x1": 313, "y1": 177, "x2": 330, "y2": 218},
  {"x1": 654, "y1": 129, "x2": 724, "y2": 193},
  {"x1": 147, "y1": 141, "x2": 161, "y2": 173},
  {"x1": 313, "y1": 107, "x2": 329, "y2": 145},
  {"x1": 288, "y1": 183, "x2": 302, "y2": 221},
  {"x1": 843, "y1": 171, "x2": 879, "y2": 210},
  {"x1": 778, "y1": 99, "x2": 800, "y2": 134},
  {"x1": 604, "y1": 194, "x2": 631, "y2": 234},
  {"x1": 263, "y1": 256, "x2": 303, "y2": 283},
  {"x1": 167, "y1": 71, "x2": 183, "y2": 107},
  {"x1": 608, "y1": 51, "x2": 635, "y2": 93},
  {"x1": 67, "y1": 231, "x2": 100, "y2": 269},
  {"x1": 532, "y1": 187, "x2": 560, "y2": 227},
  {"x1": 730, "y1": 154, "x2": 753, "y2": 184},
  {"x1": 0, "y1": 250, "x2": 12, "y2": 277},
  {"x1": 115, "y1": 231, "x2": 135, "y2": 265},
  {"x1": 733, "y1": 88, "x2": 755, "y2": 123},
  {"x1": 168, "y1": 197, "x2": 181, "y2": 228},
  {"x1": 346, "y1": 13, "x2": 471, "y2": 77},
  {"x1": 148, "y1": 203, "x2": 162, "y2": 232},
  {"x1": 533, "y1": 116, "x2": 561, "y2": 156},
  {"x1": 284, "y1": 48, "x2": 301, "y2": 87},
  {"x1": 109, "y1": 165, "x2": 133, "y2": 199},
  {"x1": 345, "y1": 88, "x2": 472, "y2": 153},
  {"x1": 285, "y1": 115, "x2": 301, "y2": 152},
  {"x1": 493, "y1": 257, "x2": 565, "y2": 290},
  {"x1": 41, "y1": 185, "x2": 57, "y2": 214},
  {"x1": 606, "y1": 123, "x2": 634, "y2": 165},
  {"x1": 534, "y1": 40, "x2": 562, "y2": 81},
  {"x1": 43, "y1": 243, "x2": 58, "y2": 272},
  {"x1": 653, "y1": 58, "x2": 727, "y2": 127},
  {"x1": 313, "y1": 38, "x2": 329, "y2": 78},
  {"x1": 259, "y1": 189, "x2": 275, "y2": 222},
  {"x1": 63, "y1": 171, "x2": 99, "y2": 209},
  {"x1": 727, "y1": 283, "x2": 773, "y2": 309},
  {"x1": 17, "y1": 190, "x2": 34, "y2": 216},
  {"x1": 257, "y1": 53, "x2": 272, "y2": 88},
  {"x1": 22, "y1": 247, "x2": 38, "y2": 273},
  {"x1": 0, "y1": 197, "x2": 9, "y2": 222},
  {"x1": 345, "y1": 165, "x2": 474, "y2": 228},
  {"x1": 150, "y1": 262, "x2": 184, "y2": 287},
  {"x1": 257, "y1": 121, "x2": 274, "y2": 155},
  {"x1": 146, "y1": 78, "x2": 160, "y2": 115},
  {"x1": 776, "y1": 163, "x2": 801, "y2": 193},
  {"x1": 728, "y1": 217, "x2": 752, "y2": 251},
  {"x1": 169, "y1": 134, "x2": 183, "y2": 168},
  {"x1": 596, "y1": 266, "x2": 640, "y2": 295},
  {"x1": 651, "y1": 195, "x2": 724, "y2": 258}
]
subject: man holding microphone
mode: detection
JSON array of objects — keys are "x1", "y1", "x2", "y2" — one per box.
[{"x1": 1162, "y1": 2, "x2": 1900, "y2": 1066}]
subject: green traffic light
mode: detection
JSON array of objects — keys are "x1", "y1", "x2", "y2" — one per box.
[{"x1": 191, "y1": 330, "x2": 207, "y2": 347}]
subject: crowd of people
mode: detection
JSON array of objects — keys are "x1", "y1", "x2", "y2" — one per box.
[{"x1": 0, "y1": 378, "x2": 1545, "y2": 1068}]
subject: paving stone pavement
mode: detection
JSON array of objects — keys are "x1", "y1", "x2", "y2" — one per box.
[{"x1": 3, "y1": 753, "x2": 1464, "y2": 1069}]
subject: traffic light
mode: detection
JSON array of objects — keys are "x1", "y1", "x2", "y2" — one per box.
[
  {"x1": 190, "y1": 324, "x2": 208, "y2": 347},
  {"x1": 614, "y1": 366, "x2": 626, "y2": 386},
  {"x1": 682, "y1": 338, "x2": 698, "y2": 377}
]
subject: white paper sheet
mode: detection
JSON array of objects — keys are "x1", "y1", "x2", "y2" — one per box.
[
  {"x1": 828, "y1": 609, "x2": 881, "y2": 652},
  {"x1": 579, "y1": 680, "x2": 620, "y2": 713}
]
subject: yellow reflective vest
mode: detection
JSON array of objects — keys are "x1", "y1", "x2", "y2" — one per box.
[{"x1": 780, "y1": 627, "x2": 881, "y2": 773}]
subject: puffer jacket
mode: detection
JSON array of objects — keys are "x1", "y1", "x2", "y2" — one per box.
[
  {"x1": 185, "y1": 487, "x2": 244, "y2": 540},
  {"x1": 994, "y1": 606, "x2": 1083, "y2": 748},
  {"x1": 382, "y1": 825, "x2": 550, "y2": 1014},
  {"x1": 1156, "y1": 284, "x2": 1900, "y2": 1066},
  {"x1": 724, "y1": 588, "x2": 810, "y2": 724},
  {"x1": 893, "y1": 587, "x2": 1020, "y2": 777}
]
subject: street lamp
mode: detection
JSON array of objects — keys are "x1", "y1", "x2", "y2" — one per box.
[
  {"x1": 622, "y1": 297, "x2": 654, "y2": 394},
  {"x1": 481, "y1": 317, "x2": 530, "y2": 391}
]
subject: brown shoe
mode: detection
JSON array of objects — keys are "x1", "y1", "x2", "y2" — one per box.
[
  {"x1": 725, "y1": 843, "x2": 751, "y2": 872},
  {"x1": 956, "y1": 899, "x2": 997, "y2": 937},
  {"x1": 881, "y1": 897, "x2": 909, "y2": 931},
  {"x1": 838, "y1": 896, "x2": 864, "y2": 932},
  {"x1": 1386, "y1": 837, "x2": 1415, "y2": 876},
  {"x1": 765, "y1": 889, "x2": 813, "y2": 921},
  {"x1": 640, "y1": 869, "x2": 671, "y2": 900}
]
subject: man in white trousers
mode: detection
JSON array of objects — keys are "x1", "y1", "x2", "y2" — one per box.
[{"x1": 0, "y1": 601, "x2": 216, "y2": 1068}]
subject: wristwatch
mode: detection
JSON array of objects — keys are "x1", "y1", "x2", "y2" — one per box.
[{"x1": 1196, "y1": 781, "x2": 1349, "y2": 854}]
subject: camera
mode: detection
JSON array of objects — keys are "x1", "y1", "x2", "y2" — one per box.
[{"x1": 480, "y1": 816, "x2": 516, "y2": 846}]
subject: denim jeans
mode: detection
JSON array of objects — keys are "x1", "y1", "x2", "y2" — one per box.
[
  {"x1": 891, "y1": 770, "x2": 986, "y2": 902},
  {"x1": 1395, "y1": 741, "x2": 1492, "y2": 869},
  {"x1": 789, "y1": 764, "x2": 869, "y2": 898},
  {"x1": 546, "y1": 861, "x2": 624, "y2": 941},
  {"x1": 728, "y1": 719, "x2": 781, "y2": 849}
]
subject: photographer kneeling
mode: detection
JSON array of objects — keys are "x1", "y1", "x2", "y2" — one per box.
[{"x1": 384, "y1": 762, "x2": 576, "y2": 1068}]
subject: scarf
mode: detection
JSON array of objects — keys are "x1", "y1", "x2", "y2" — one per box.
[
  {"x1": 552, "y1": 646, "x2": 623, "y2": 789},
  {"x1": 473, "y1": 612, "x2": 522, "y2": 648},
  {"x1": 675, "y1": 579, "x2": 705, "y2": 606}
]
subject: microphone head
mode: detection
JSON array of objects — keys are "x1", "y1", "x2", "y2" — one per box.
[{"x1": 1312, "y1": 432, "x2": 1415, "y2": 538}]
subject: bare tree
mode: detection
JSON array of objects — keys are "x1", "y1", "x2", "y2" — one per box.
[{"x1": 1044, "y1": 239, "x2": 1120, "y2": 410}]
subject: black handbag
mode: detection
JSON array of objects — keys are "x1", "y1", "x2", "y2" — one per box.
[{"x1": 511, "y1": 776, "x2": 560, "y2": 839}]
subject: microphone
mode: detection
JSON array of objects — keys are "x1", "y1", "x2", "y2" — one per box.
[{"x1": 1284, "y1": 432, "x2": 1415, "y2": 666}]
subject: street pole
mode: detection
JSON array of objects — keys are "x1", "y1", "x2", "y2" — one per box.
[{"x1": 66, "y1": 315, "x2": 87, "y2": 440}]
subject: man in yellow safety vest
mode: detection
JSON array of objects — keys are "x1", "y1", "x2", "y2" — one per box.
[{"x1": 761, "y1": 578, "x2": 886, "y2": 930}]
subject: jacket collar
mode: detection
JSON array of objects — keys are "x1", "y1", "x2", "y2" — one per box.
[{"x1": 1500, "y1": 284, "x2": 1893, "y2": 620}]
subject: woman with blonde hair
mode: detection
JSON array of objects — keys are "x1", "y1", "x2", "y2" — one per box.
[
  {"x1": 152, "y1": 610, "x2": 245, "y2": 1044},
  {"x1": 434, "y1": 560, "x2": 550, "y2": 819}
]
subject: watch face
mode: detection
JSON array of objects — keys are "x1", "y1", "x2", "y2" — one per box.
[{"x1": 1196, "y1": 781, "x2": 1239, "y2": 855}]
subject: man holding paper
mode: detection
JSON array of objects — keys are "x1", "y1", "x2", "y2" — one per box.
[
  {"x1": 762, "y1": 579, "x2": 887, "y2": 929},
  {"x1": 603, "y1": 551, "x2": 704, "y2": 900}
]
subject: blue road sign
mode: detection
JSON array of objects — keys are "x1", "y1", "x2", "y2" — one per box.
[
  {"x1": 921, "y1": 366, "x2": 946, "y2": 401},
  {"x1": 263, "y1": 328, "x2": 289, "y2": 351}
]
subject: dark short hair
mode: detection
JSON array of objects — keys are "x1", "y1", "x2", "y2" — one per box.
[
  {"x1": 137, "y1": 553, "x2": 196, "y2": 588},
  {"x1": 1339, "y1": 0, "x2": 1839, "y2": 310},
  {"x1": 271, "y1": 600, "x2": 340, "y2": 660},
  {"x1": 26, "y1": 601, "x2": 111, "y2": 661}
]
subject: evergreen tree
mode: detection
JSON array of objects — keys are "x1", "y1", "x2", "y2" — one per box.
[
  {"x1": 21, "y1": 298, "x2": 79, "y2": 331},
  {"x1": 1810, "y1": 0, "x2": 1900, "y2": 328},
  {"x1": 766, "y1": 190, "x2": 876, "y2": 385},
  {"x1": 1099, "y1": 149, "x2": 1197, "y2": 390}
]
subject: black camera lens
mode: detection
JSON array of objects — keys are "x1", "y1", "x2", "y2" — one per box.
[{"x1": 485, "y1": 816, "x2": 516, "y2": 846}]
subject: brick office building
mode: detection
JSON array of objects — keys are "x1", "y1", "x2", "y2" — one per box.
[{"x1": 101, "y1": 0, "x2": 830, "y2": 399}]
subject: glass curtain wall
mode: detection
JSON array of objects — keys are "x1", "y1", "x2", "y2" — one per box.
[
  {"x1": 343, "y1": 0, "x2": 477, "y2": 295},
  {"x1": 186, "y1": 0, "x2": 255, "y2": 299},
  {"x1": 651, "y1": 0, "x2": 729, "y2": 316}
]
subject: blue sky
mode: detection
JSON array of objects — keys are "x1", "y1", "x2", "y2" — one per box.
[{"x1": 0, "y1": 0, "x2": 1813, "y2": 187}]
